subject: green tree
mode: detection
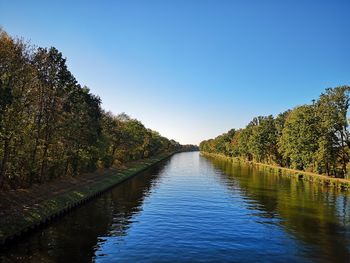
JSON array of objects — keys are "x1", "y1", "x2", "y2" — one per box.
[
  {"x1": 0, "y1": 29, "x2": 188, "y2": 189},
  {"x1": 248, "y1": 115, "x2": 277, "y2": 163},
  {"x1": 237, "y1": 126, "x2": 253, "y2": 161},
  {"x1": 0, "y1": 30, "x2": 36, "y2": 187},
  {"x1": 316, "y1": 86, "x2": 350, "y2": 177},
  {"x1": 278, "y1": 105, "x2": 320, "y2": 171},
  {"x1": 274, "y1": 110, "x2": 291, "y2": 166}
]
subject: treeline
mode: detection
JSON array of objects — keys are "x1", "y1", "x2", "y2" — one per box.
[
  {"x1": 200, "y1": 86, "x2": 350, "y2": 178},
  {"x1": 0, "y1": 30, "x2": 196, "y2": 189}
]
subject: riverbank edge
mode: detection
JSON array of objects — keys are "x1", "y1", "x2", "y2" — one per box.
[
  {"x1": 0, "y1": 152, "x2": 176, "y2": 246},
  {"x1": 201, "y1": 152, "x2": 350, "y2": 191}
]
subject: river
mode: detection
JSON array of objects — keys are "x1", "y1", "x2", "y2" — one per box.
[{"x1": 1, "y1": 152, "x2": 350, "y2": 262}]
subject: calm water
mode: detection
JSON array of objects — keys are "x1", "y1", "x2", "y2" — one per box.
[{"x1": 1, "y1": 152, "x2": 350, "y2": 262}]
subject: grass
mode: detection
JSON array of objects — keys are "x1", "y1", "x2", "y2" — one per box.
[
  {"x1": 0, "y1": 152, "x2": 174, "y2": 245},
  {"x1": 201, "y1": 152, "x2": 350, "y2": 191}
]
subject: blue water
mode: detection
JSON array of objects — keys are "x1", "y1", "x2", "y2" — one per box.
[{"x1": 1, "y1": 152, "x2": 350, "y2": 262}]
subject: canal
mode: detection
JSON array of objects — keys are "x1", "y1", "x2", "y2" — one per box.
[{"x1": 1, "y1": 152, "x2": 350, "y2": 262}]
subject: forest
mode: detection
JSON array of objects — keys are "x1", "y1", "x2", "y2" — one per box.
[
  {"x1": 0, "y1": 29, "x2": 196, "y2": 189},
  {"x1": 200, "y1": 86, "x2": 350, "y2": 178}
]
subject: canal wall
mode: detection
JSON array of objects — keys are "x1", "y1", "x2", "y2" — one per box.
[
  {"x1": 201, "y1": 152, "x2": 350, "y2": 191},
  {"x1": 0, "y1": 152, "x2": 176, "y2": 247}
]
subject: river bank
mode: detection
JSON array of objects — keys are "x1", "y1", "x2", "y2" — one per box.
[
  {"x1": 201, "y1": 152, "x2": 350, "y2": 191},
  {"x1": 0, "y1": 152, "x2": 175, "y2": 246},
  {"x1": 2, "y1": 151, "x2": 349, "y2": 262}
]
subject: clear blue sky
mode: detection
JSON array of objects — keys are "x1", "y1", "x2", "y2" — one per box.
[{"x1": 1, "y1": 0, "x2": 349, "y2": 144}]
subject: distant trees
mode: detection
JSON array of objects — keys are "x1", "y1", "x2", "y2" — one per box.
[
  {"x1": 100, "y1": 112, "x2": 188, "y2": 167},
  {"x1": 200, "y1": 86, "x2": 350, "y2": 178},
  {"x1": 0, "y1": 30, "x2": 194, "y2": 189}
]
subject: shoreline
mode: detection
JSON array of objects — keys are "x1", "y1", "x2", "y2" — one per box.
[
  {"x1": 201, "y1": 152, "x2": 350, "y2": 191},
  {"x1": 0, "y1": 152, "x2": 175, "y2": 246}
]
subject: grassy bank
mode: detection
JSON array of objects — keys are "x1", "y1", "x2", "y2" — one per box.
[
  {"x1": 0, "y1": 152, "x2": 175, "y2": 246},
  {"x1": 201, "y1": 152, "x2": 350, "y2": 191}
]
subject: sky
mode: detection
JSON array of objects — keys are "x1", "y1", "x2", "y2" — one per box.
[{"x1": 1, "y1": 0, "x2": 349, "y2": 145}]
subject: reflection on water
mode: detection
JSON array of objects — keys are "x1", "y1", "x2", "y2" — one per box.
[
  {"x1": 1, "y1": 152, "x2": 350, "y2": 262},
  {"x1": 0, "y1": 161, "x2": 168, "y2": 263},
  {"x1": 208, "y1": 156, "x2": 350, "y2": 262}
]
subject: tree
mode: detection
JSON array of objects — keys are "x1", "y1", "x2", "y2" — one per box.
[
  {"x1": 0, "y1": 29, "x2": 36, "y2": 187},
  {"x1": 278, "y1": 105, "x2": 320, "y2": 171},
  {"x1": 31, "y1": 47, "x2": 78, "y2": 182},
  {"x1": 200, "y1": 87, "x2": 350, "y2": 178},
  {"x1": 274, "y1": 110, "x2": 291, "y2": 166},
  {"x1": 237, "y1": 126, "x2": 253, "y2": 161},
  {"x1": 0, "y1": 29, "x2": 187, "y2": 189},
  {"x1": 248, "y1": 115, "x2": 277, "y2": 163},
  {"x1": 316, "y1": 86, "x2": 350, "y2": 177}
]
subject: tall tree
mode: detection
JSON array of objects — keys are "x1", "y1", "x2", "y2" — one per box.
[
  {"x1": 0, "y1": 30, "x2": 36, "y2": 187},
  {"x1": 316, "y1": 86, "x2": 350, "y2": 177},
  {"x1": 248, "y1": 115, "x2": 277, "y2": 163},
  {"x1": 278, "y1": 105, "x2": 319, "y2": 171},
  {"x1": 0, "y1": 29, "x2": 188, "y2": 189}
]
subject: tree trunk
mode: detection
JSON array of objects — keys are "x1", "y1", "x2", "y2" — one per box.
[
  {"x1": 39, "y1": 132, "x2": 50, "y2": 183},
  {"x1": 340, "y1": 130, "x2": 347, "y2": 178},
  {"x1": 0, "y1": 138, "x2": 10, "y2": 188}
]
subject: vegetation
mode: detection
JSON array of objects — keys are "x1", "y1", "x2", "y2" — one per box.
[
  {"x1": 200, "y1": 86, "x2": 350, "y2": 178},
  {"x1": 0, "y1": 153, "x2": 173, "y2": 245},
  {"x1": 0, "y1": 30, "x2": 197, "y2": 189}
]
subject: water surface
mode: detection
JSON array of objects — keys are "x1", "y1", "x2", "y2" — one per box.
[{"x1": 1, "y1": 152, "x2": 350, "y2": 262}]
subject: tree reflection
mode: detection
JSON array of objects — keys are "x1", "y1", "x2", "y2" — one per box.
[
  {"x1": 206, "y1": 155, "x2": 350, "y2": 262},
  {"x1": 0, "y1": 161, "x2": 169, "y2": 263}
]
